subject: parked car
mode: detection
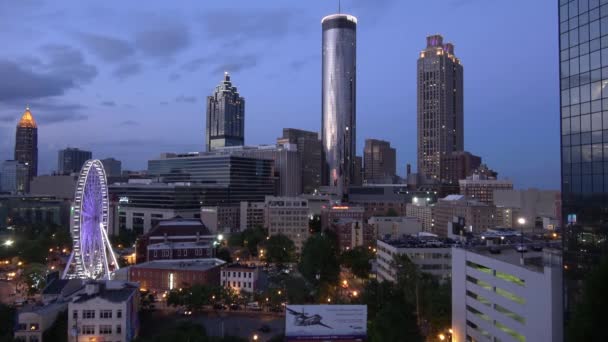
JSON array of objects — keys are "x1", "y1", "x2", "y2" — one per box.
[
  {"x1": 246, "y1": 302, "x2": 262, "y2": 311},
  {"x1": 514, "y1": 244, "x2": 528, "y2": 253},
  {"x1": 229, "y1": 304, "x2": 240, "y2": 311},
  {"x1": 213, "y1": 303, "x2": 226, "y2": 310},
  {"x1": 488, "y1": 245, "x2": 501, "y2": 254},
  {"x1": 531, "y1": 244, "x2": 543, "y2": 251}
]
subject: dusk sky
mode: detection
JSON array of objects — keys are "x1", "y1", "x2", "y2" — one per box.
[{"x1": 0, "y1": 0, "x2": 559, "y2": 189}]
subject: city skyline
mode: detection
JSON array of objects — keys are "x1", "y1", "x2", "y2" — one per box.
[{"x1": 0, "y1": 0, "x2": 558, "y2": 189}]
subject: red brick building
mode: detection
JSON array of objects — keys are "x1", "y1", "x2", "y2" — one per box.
[
  {"x1": 128, "y1": 258, "x2": 225, "y2": 293},
  {"x1": 135, "y1": 217, "x2": 216, "y2": 263}
]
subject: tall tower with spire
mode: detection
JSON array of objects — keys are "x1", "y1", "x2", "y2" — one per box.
[
  {"x1": 205, "y1": 72, "x2": 245, "y2": 151},
  {"x1": 15, "y1": 107, "x2": 38, "y2": 192}
]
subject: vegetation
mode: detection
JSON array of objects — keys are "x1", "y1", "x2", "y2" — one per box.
[
  {"x1": 261, "y1": 234, "x2": 296, "y2": 264},
  {"x1": 0, "y1": 304, "x2": 16, "y2": 341},
  {"x1": 0, "y1": 223, "x2": 71, "y2": 264},
  {"x1": 111, "y1": 227, "x2": 138, "y2": 248},
  {"x1": 43, "y1": 310, "x2": 68, "y2": 342},
  {"x1": 340, "y1": 247, "x2": 374, "y2": 279},
  {"x1": 228, "y1": 226, "x2": 266, "y2": 256},
  {"x1": 567, "y1": 258, "x2": 608, "y2": 342},
  {"x1": 298, "y1": 233, "x2": 340, "y2": 287},
  {"x1": 309, "y1": 214, "x2": 321, "y2": 234},
  {"x1": 166, "y1": 284, "x2": 234, "y2": 311},
  {"x1": 385, "y1": 208, "x2": 399, "y2": 217},
  {"x1": 215, "y1": 248, "x2": 233, "y2": 263}
]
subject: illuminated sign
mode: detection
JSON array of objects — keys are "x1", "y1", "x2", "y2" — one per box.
[
  {"x1": 285, "y1": 305, "x2": 367, "y2": 340},
  {"x1": 119, "y1": 197, "x2": 129, "y2": 204}
]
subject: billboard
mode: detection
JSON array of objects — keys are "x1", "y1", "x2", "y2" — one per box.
[{"x1": 285, "y1": 305, "x2": 367, "y2": 341}]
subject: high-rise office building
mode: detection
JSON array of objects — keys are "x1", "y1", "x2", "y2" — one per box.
[
  {"x1": 206, "y1": 72, "x2": 245, "y2": 151},
  {"x1": 1, "y1": 160, "x2": 28, "y2": 193},
  {"x1": 440, "y1": 151, "x2": 482, "y2": 185},
  {"x1": 417, "y1": 35, "x2": 463, "y2": 182},
  {"x1": 363, "y1": 139, "x2": 396, "y2": 183},
  {"x1": 278, "y1": 128, "x2": 322, "y2": 194},
  {"x1": 353, "y1": 156, "x2": 363, "y2": 186},
  {"x1": 558, "y1": 0, "x2": 608, "y2": 314},
  {"x1": 321, "y1": 14, "x2": 357, "y2": 199},
  {"x1": 58, "y1": 147, "x2": 92, "y2": 174},
  {"x1": 101, "y1": 157, "x2": 122, "y2": 177},
  {"x1": 15, "y1": 107, "x2": 38, "y2": 192}
]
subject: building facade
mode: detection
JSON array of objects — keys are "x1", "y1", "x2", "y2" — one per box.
[
  {"x1": 452, "y1": 247, "x2": 562, "y2": 342},
  {"x1": 459, "y1": 175, "x2": 514, "y2": 205},
  {"x1": 101, "y1": 158, "x2": 122, "y2": 177},
  {"x1": 58, "y1": 148, "x2": 92, "y2": 174},
  {"x1": 321, "y1": 14, "x2": 357, "y2": 199},
  {"x1": 434, "y1": 195, "x2": 495, "y2": 237},
  {"x1": 440, "y1": 151, "x2": 482, "y2": 185},
  {"x1": 221, "y1": 264, "x2": 260, "y2": 294},
  {"x1": 30, "y1": 174, "x2": 79, "y2": 200},
  {"x1": 406, "y1": 202, "x2": 435, "y2": 232},
  {"x1": 128, "y1": 259, "x2": 224, "y2": 293},
  {"x1": 368, "y1": 216, "x2": 422, "y2": 238},
  {"x1": 266, "y1": 196, "x2": 310, "y2": 252},
  {"x1": 417, "y1": 35, "x2": 463, "y2": 182},
  {"x1": 239, "y1": 201, "x2": 266, "y2": 231},
  {"x1": 376, "y1": 237, "x2": 452, "y2": 282},
  {"x1": 363, "y1": 139, "x2": 396, "y2": 184},
  {"x1": 68, "y1": 281, "x2": 140, "y2": 342},
  {"x1": 206, "y1": 72, "x2": 245, "y2": 151},
  {"x1": 15, "y1": 107, "x2": 38, "y2": 192},
  {"x1": 1, "y1": 160, "x2": 28, "y2": 194},
  {"x1": 278, "y1": 128, "x2": 322, "y2": 194},
  {"x1": 558, "y1": 0, "x2": 608, "y2": 313}
]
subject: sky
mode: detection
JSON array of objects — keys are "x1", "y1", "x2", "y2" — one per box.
[{"x1": 0, "y1": 0, "x2": 559, "y2": 189}]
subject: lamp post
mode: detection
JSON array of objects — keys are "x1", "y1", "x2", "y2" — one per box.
[{"x1": 517, "y1": 217, "x2": 526, "y2": 265}]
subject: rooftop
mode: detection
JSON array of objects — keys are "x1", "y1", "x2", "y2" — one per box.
[
  {"x1": 378, "y1": 235, "x2": 455, "y2": 249},
  {"x1": 72, "y1": 281, "x2": 139, "y2": 304},
  {"x1": 147, "y1": 241, "x2": 212, "y2": 250},
  {"x1": 132, "y1": 258, "x2": 225, "y2": 271},
  {"x1": 17, "y1": 107, "x2": 37, "y2": 128},
  {"x1": 460, "y1": 245, "x2": 562, "y2": 273}
]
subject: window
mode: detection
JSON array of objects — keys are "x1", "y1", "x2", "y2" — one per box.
[
  {"x1": 116, "y1": 325, "x2": 122, "y2": 334},
  {"x1": 29, "y1": 323, "x2": 39, "y2": 331},
  {"x1": 81, "y1": 325, "x2": 95, "y2": 335},
  {"x1": 17, "y1": 323, "x2": 26, "y2": 331},
  {"x1": 162, "y1": 250, "x2": 170, "y2": 257},
  {"x1": 100, "y1": 310, "x2": 112, "y2": 319},
  {"x1": 117, "y1": 310, "x2": 122, "y2": 318},
  {"x1": 99, "y1": 325, "x2": 112, "y2": 334},
  {"x1": 29, "y1": 337, "x2": 39, "y2": 342},
  {"x1": 72, "y1": 310, "x2": 78, "y2": 319},
  {"x1": 82, "y1": 310, "x2": 95, "y2": 319}
]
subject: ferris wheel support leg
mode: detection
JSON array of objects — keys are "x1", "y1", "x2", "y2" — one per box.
[{"x1": 62, "y1": 251, "x2": 75, "y2": 279}]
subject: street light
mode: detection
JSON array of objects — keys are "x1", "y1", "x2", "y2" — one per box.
[
  {"x1": 252, "y1": 334, "x2": 259, "y2": 341},
  {"x1": 4, "y1": 239, "x2": 14, "y2": 247},
  {"x1": 518, "y1": 217, "x2": 526, "y2": 265},
  {"x1": 217, "y1": 234, "x2": 224, "y2": 241},
  {"x1": 438, "y1": 334, "x2": 446, "y2": 341}
]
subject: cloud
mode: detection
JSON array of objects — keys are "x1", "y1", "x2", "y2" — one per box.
[
  {"x1": 0, "y1": 101, "x2": 88, "y2": 125},
  {"x1": 168, "y1": 73, "x2": 180, "y2": 81},
  {"x1": 160, "y1": 101, "x2": 169, "y2": 105},
  {"x1": 77, "y1": 32, "x2": 135, "y2": 63},
  {"x1": 182, "y1": 54, "x2": 259, "y2": 75},
  {"x1": 113, "y1": 62, "x2": 141, "y2": 79},
  {"x1": 0, "y1": 45, "x2": 97, "y2": 103},
  {"x1": 101, "y1": 100, "x2": 116, "y2": 107},
  {"x1": 135, "y1": 24, "x2": 190, "y2": 58},
  {"x1": 175, "y1": 95, "x2": 197, "y2": 103},
  {"x1": 119, "y1": 120, "x2": 138, "y2": 126},
  {"x1": 290, "y1": 55, "x2": 318, "y2": 70},
  {"x1": 200, "y1": 8, "x2": 295, "y2": 46}
]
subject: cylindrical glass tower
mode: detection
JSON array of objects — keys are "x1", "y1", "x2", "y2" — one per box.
[{"x1": 321, "y1": 14, "x2": 357, "y2": 200}]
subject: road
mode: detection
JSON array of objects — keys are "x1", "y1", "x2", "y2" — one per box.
[{"x1": 140, "y1": 310, "x2": 285, "y2": 341}]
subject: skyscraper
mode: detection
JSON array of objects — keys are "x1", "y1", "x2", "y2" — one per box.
[
  {"x1": 363, "y1": 139, "x2": 396, "y2": 183},
  {"x1": 278, "y1": 128, "x2": 322, "y2": 194},
  {"x1": 558, "y1": 0, "x2": 608, "y2": 317},
  {"x1": 15, "y1": 107, "x2": 38, "y2": 192},
  {"x1": 321, "y1": 14, "x2": 357, "y2": 199},
  {"x1": 101, "y1": 157, "x2": 122, "y2": 177},
  {"x1": 417, "y1": 35, "x2": 464, "y2": 182},
  {"x1": 206, "y1": 72, "x2": 245, "y2": 151},
  {"x1": 58, "y1": 147, "x2": 92, "y2": 174}
]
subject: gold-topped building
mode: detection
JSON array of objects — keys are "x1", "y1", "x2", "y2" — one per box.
[{"x1": 15, "y1": 107, "x2": 38, "y2": 192}]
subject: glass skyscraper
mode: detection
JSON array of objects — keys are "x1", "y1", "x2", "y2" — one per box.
[
  {"x1": 321, "y1": 14, "x2": 357, "y2": 200},
  {"x1": 206, "y1": 72, "x2": 245, "y2": 151},
  {"x1": 559, "y1": 0, "x2": 608, "y2": 315}
]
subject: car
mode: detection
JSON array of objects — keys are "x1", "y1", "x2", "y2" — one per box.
[
  {"x1": 229, "y1": 304, "x2": 240, "y2": 311},
  {"x1": 258, "y1": 324, "x2": 271, "y2": 333},
  {"x1": 270, "y1": 306, "x2": 283, "y2": 313},
  {"x1": 213, "y1": 304, "x2": 226, "y2": 310},
  {"x1": 488, "y1": 246, "x2": 501, "y2": 254},
  {"x1": 514, "y1": 244, "x2": 528, "y2": 253},
  {"x1": 531, "y1": 244, "x2": 543, "y2": 251},
  {"x1": 180, "y1": 309, "x2": 192, "y2": 316}
]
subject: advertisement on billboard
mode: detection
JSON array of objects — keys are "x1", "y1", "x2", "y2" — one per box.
[{"x1": 285, "y1": 305, "x2": 367, "y2": 341}]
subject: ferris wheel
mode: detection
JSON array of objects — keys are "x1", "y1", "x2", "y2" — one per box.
[{"x1": 62, "y1": 159, "x2": 119, "y2": 280}]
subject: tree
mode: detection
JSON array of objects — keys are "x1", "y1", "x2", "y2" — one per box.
[
  {"x1": 263, "y1": 234, "x2": 296, "y2": 264},
  {"x1": 369, "y1": 298, "x2": 423, "y2": 342},
  {"x1": 0, "y1": 304, "x2": 16, "y2": 340},
  {"x1": 43, "y1": 310, "x2": 68, "y2": 342},
  {"x1": 309, "y1": 215, "x2": 321, "y2": 234},
  {"x1": 340, "y1": 247, "x2": 373, "y2": 279},
  {"x1": 228, "y1": 227, "x2": 266, "y2": 256},
  {"x1": 567, "y1": 258, "x2": 608, "y2": 341},
  {"x1": 216, "y1": 248, "x2": 233, "y2": 263},
  {"x1": 385, "y1": 208, "x2": 399, "y2": 217},
  {"x1": 298, "y1": 234, "x2": 340, "y2": 286},
  {"x1": 138, "y1": 321, "x2": 207, "y2": 342}
]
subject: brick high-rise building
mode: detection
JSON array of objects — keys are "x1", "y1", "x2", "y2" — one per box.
[
  {"x1": 417, "y1": 35, "x2": 463, "y2": 182},
  {"x1": 440, "y1": 151, "x2": 481, "y2": 185}
]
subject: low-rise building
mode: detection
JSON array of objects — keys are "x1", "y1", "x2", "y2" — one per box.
[
  {"x1": 30, "y1": 174, "x2": 79, "y2": 200},
  {"x1": 452, "y1": 247, "x2": 562, "y2": 342},
  {"x1": 14, "y1": 302, "x2": 66, "y2": 342},
  {"x1": 459, "y1": 174, "x2": 513, "y2": 205},
  {"x1": 200, "y1": 206, "x2": 240, "y2": 234},
  {"x1": 330, "y1": 219, "x2": 376, "y2": 251},
  {"x1": 147, "y1": 241, "x2": 213, "y2": 262},
  {"x1": 266, "y1": 196, "x2": 310, "y2": 252},
  {"x1": 493, "y1": 188, "x2": 561, "y2": 230},
  {"x1": 376, "y1": 236, "x2": 452, "y2": 282},
  {"x1": 68, "y1": 281, "x2": 140, "y2": 342},
  {"x1": 220, "y1": 264, "x2": 261, "y2": 294},
  {"x1": 434, "y1": 195, "x2": 495, "y2": 237},
  {"x1": 368, "y1": 216, "x2": 422, "y2": 238},
  {"x1": 128, "y1": 258, "x2": 225, "y2": 293}
]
